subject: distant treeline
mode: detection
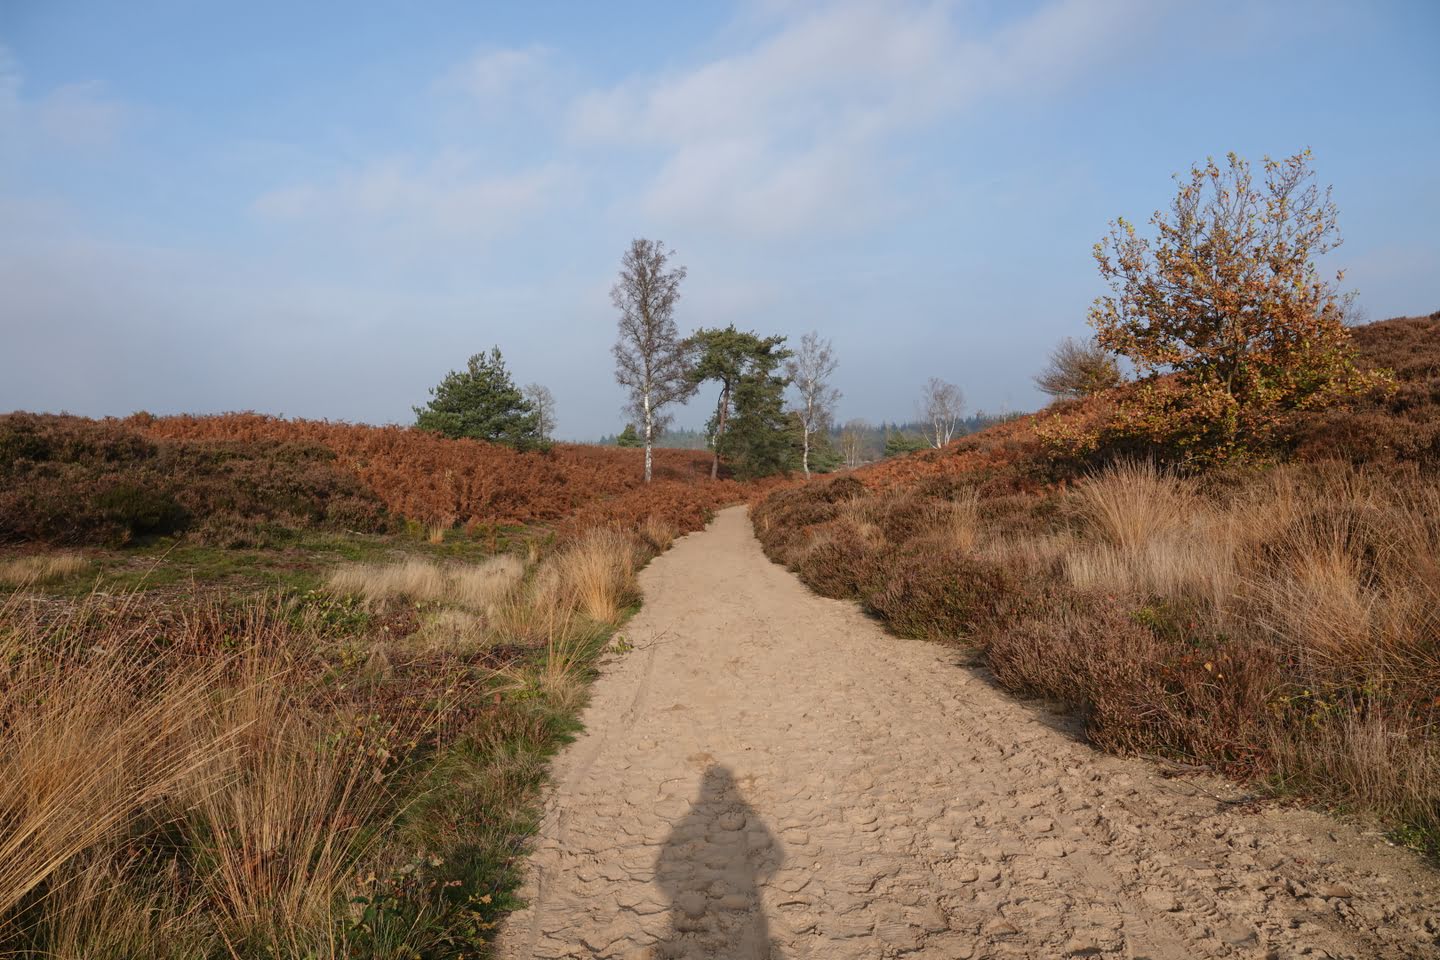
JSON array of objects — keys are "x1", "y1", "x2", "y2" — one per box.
[{"x1": 597, "y1": 412, "x2": 1025, "y2": 464}]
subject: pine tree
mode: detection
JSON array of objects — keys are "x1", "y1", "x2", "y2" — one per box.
[
  {"x1": 720, "y1": 348, "x2": 796, "y2": 479},
  {"x1": 690, "y1": 326, "x2": 789, "y2": 479},
  {"x1": 414, "y1": 347, "x2": 543, "y2": 450}
]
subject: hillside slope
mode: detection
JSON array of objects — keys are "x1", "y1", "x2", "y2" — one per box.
[
  {"x1": 752, "y1": 312, "x2": 1440, "y2": 860},
  {"x1": 1, "y1": 412, "x2": 761, "y2": 545}
]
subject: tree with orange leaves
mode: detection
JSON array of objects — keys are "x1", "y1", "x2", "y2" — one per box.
[{"x1": 1088, "y1": 150, "x2": 1385, "y2": 462}]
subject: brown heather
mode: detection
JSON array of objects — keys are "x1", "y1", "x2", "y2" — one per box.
[
  {"x1": 0, "y1": 407, "x2": 750, "y2": 953},
  {"x1": 753, "y1": 312, "x2": 1440, "y2": 855}
]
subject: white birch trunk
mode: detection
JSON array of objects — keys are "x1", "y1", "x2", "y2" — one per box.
[{"x1": 643, "y1": 390, "x2": 654, "y2": 484}]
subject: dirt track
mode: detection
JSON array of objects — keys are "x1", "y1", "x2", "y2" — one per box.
[{"x1": 498, "y1": 506, "x2": 1439, "y2": 959}]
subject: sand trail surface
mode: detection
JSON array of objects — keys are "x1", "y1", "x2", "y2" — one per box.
[{"x1": 498, "y1": 506, "x2": 1438, "y2": 959}]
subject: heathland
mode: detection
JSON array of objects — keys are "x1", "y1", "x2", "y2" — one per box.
[
  {"x1": 0, "y1": 411, "x2": 771, "y2": 957},
  {"x1": 752, "y1": 311, "x2": 1440, "y2": 863}
]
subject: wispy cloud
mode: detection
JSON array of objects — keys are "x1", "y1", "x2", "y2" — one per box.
[
  {"x1": 564, "y1": 0, "x2": 1163, "y2": 235},
  {"x1": 254, "y1": 152, "x2": 571, "y2": 242},
  {"x1": 437, "y1": 45, "x2": 553, "y2": 107},
  {"x1": 0, "y1": 44, "x2": 131, "y2": 154}
]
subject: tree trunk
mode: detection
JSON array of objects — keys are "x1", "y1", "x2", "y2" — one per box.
[
  {"x1": 710, "y1": 382, "x2": 728, "y2": 480},
  {"x1": 802, "y1": 426, "x2": 811, "y2": 478},
  {"x1": 643, "y1": 393, "x2": 653, "y2": 484}
]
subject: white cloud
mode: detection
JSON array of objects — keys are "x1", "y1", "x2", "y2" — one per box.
[
  {"x1": 254, "y1": 151, "x2": 570, "y2": 240},
  {"x1": 35, "y1": 82, "x2": 129, "y2": 146},
  {"x1": 0, "y1": 45, "x2": 130, "y2": 154},
  {"x1": 567, "y1": 0, "x2": 1163, "y2": 235},
  {"x1": 437, "y1": 45, "x2": 552, "y2": 107}
]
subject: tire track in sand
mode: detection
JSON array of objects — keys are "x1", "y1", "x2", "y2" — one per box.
[{"x1": 498, "y1": 506, "x2": 1440, "y2": 959}]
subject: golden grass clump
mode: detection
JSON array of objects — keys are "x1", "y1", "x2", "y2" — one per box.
[
  {"x1": 182, "y1": 674, "x2": 405, "y2": 949},
  {"x1": 553, "y1": 528, "x2": 640, "y2": 624},
  {"x1": 451, "y1": 554, "x2": 525, "y2": 609},
  {"x1": 1075, "y1": 459, "x2": 1195, "y2": 551},
  {"x1": 327, "y1": 554, "x2": 524, "y2": 611},
  {"x1": 0, "y1": 552, "x2": 88, "y2": 587},
  {"x1": 638, "y1": 515, "x2": 677, "y2": 552},
  {"x1": 0, "y1": 594, "x2": 443, "y2": 956},
  {"x1": 938, "y1": 491, "x2": 980, "y2": 552},
  {"x1": 0, "y1": 623, "x2": 221, "y2": 922}
]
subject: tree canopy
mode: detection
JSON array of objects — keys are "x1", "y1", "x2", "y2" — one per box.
[
  {"x1": 1034, "y1": 337, "x2": 1124, "y2": 400},
  {"x1": 719, "y1": 344, "x2": 796, "y2": 479},
  {"x1": 690, "y1": 325, "x2": 789, "y2": 479},
  {"x1": 1089, "y1": 150, "x2": 1385, "y2": 460},
  {"x1": 414, "y1": 347, "x2": 543, "y2": 450},
  {"x1": 612, "y1": 238, "x2": 696, "y2": 482}
]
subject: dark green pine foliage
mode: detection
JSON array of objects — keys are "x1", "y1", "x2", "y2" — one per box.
[
  {"x1": 414, "y1": 347, "x2": 544, "y2": 450},
  {"x1": 719, "y1": 346, "x2": 797, "y2": 479},
  {"x1": 614, "y1": 424, "x2": 644, "y2": 447},
  {"x1": 690, "y1": 326, "x2": 790, "y2": 479},
  {"x1": 884, "y1": 429, "x2": 930, "y2": 457}
]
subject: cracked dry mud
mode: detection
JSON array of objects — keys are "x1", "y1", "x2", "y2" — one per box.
[{"x1": 498, "y1": 506, "x2": 1440, "y2": 959}]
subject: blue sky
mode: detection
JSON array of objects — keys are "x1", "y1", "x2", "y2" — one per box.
[{"x1": 2, "y1": 0, "x2": 1437, "y2": 440}]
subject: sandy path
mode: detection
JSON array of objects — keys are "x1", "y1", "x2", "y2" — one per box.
[{"x1": 498, "y1": 506, "x2": 1439, "y2": 959}]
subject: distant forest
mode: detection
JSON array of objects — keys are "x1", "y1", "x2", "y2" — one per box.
[{"x1": 596, "y1": 412, "x2": 1025, "y2": 465}]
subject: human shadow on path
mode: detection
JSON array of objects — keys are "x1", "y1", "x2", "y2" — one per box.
[{"x1": 654, "y1": 765, "x2": 783, "y2": 959}]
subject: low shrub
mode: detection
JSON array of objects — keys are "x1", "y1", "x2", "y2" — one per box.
[
  {"x1": 866, "y1": 545, "x2": 1028, "y2": 642},
  {"x1": 753, "y1": 431, "x2": 1440, "y2": 850},
  {"x1": 0, "y1": 414, "x2": 390, "y2": 546}
]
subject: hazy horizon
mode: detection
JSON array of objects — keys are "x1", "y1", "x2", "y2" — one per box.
[{"x1": 3, "y1": 0, "x2": 1437, "y2": 440}]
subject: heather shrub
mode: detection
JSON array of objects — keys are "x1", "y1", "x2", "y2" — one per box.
[
  {"x1": 0, "y1": 414, "x2": 390, "y2": 546},
  {"x1": 753, "y1": 387, "x2": 1440, "y2": 847},
  {"x1": 816, "y1": 474, "x2": 866, "y2": 503},
  {"x1": 791, "y1": 523, "x2": 884, "y2": 600},
  {"x1": 865, "y1": 546, "x2": 1025, "y2": 642},
  {"x1": 985, "y1": 592, "x2": 1282, "y2": 773}
]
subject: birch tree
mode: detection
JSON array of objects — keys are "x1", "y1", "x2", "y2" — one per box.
[
  {"x1": 785, "y1": 331, "x2": 841, "y2": 477},
  {"x1": 611, "y1": 238, "x2": 696, "y2": 482},
  {"x1": 522, "y1": 383, "x2": 557, "y2": 441},
  {"x1": 920, "y1": 377, "x2": 965, "y2": 448},
  {"x1": 840, "y1": 418, "x2": 869, "y2": 468}
]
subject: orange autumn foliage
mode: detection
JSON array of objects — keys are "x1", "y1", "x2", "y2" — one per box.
[{"x1": 134, "y1": 412, "x2": 761, "y2": 535}]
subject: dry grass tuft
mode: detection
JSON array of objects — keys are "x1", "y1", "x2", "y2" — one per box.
[
  {"x1": 554, "y1": 528, "x2": 639, "y2": 624},
  {"x1": 0, "y1": 594, "x2": 448, "y2": 955},
  {"x1": 451, "y1": 554, "x2": 525, "y2": 609},
  {"x1": 184, "y1": 671, "x2": 406, "y2": 949},
  {"x1": 937, "y1": 491, "x2": 980, "y2": 552},
  {"x1": 328, "y1": 554, "x2": 524, "y2": 612},
  {"x1": 328, "y1": 558, "x2": 447, "y2": 604},
  {"x1": 0, "y1": 605, "x2": 223, "y2": 921},
  {"x1": 1076, "y1": 460, "x2": 1195, "y2": 551},
  {"x1": 0, "y1": 552, "x2": 88, "y2": 587},
  {"x1": 638, "y1": 515, "x2": 677, "y2": 553}
]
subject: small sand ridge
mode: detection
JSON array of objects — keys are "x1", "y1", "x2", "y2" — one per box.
[{"x1": 499, "y1": 506, "x2": 1439, "y2": 959}]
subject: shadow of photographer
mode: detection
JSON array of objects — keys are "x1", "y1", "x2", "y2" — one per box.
[{"x1": 653, "y1": 764, "x2": 783, "y2": 959}]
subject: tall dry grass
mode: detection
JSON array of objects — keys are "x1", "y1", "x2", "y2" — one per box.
[
  {"x1": 1058, "y1": 461, "x2": 1440, "y2": 838},
  {"x1": 552, "y1": 528, "x2": 640, "y2": 624},
  {"x1": 0, "y1": 603, "x2": 222, "y2": 924},
  {"x1": 328, "y1": 554, "x2": 524, "y2": 611},
  {"x1": 0, "y1": 552, "x2": 88, "y2": 587},
  {"x1": 0, "y1": 594, "x2": 442, "y2": 956},
  {"x1": 755, "y1": 460, "x2": 1440, "y2": 849},
  {"x1": 1064, "y1": 461, "x2": 1236, "y2": 614}
]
